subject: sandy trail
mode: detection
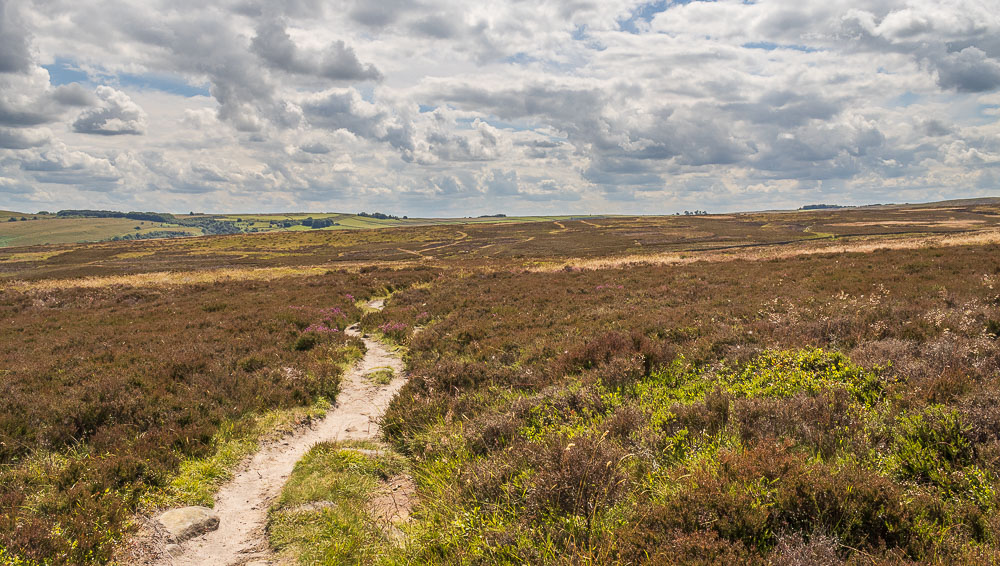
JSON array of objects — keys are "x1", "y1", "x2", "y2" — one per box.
[{"x1": 156, "y1": 303, "x2": 405, "y2": 566}]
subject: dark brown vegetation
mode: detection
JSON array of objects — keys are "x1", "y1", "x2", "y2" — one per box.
[
  {"x1": 3, "y1": 200, "x2": 1000, "y2": 281},
  {"x1": 3, "y1": 201, "x2": 1000, "y2": 564},
  {"x1": 0, "y1": 267, "x2": 433, "y2": 563},
  {"x1": 371, "y1": 242, "x2": 1000, "y2": 564}
]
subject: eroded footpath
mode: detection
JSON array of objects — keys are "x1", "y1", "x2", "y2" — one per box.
[{"x1": 147, "y1": 305, "x2": 407, "y2": 566}]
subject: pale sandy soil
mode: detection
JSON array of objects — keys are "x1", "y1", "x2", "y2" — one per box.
[{"x1": 146, "y1": 300, "x2": 407, "y2": 566}]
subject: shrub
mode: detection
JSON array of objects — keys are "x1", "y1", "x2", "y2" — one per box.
[
  {"x1": 524, "y1": 435, "x2": 627, "y2": 521},
  {"x1": 890, "y1": 406, "x2": 994, "y2": 506},
  {"x1": 724, "y1": 349, "x2": 884, "y2": 405},
  {"x1": 639, "y1": 445, "x2": 921, "y2": 557},
  {"x1": 731, "y1": 388, "x2": 855, "y2": 459},
  {"x1": 293, "y1": 333, "x2": 318, "y2": 351},
  {"x1": 465, "y1": 410, "x2": 523, "y2": 456},
  {"x1": 0, "y1": 268, "x2": 433, "y2": 563}
]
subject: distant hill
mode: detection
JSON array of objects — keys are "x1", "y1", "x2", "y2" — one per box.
[
  {"x1": 799, "y1": 204, "x2": 844, "y2": 210},
  {"x1": 2, "y1": 195, "x2": 997, "y2": 249},
  {"x1": 894, "y1": 197, "x2": 1000, "y2": 208},
  {"x1": 0, "y1": 211, "x2": 610, "y2": 248}
]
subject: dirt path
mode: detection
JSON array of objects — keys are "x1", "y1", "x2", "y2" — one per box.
[
  {"x1": 155, "y1": 302, "x2": 406, "y2": 566},
  {"x1": 416, "y1": 230, "x2": 470, "y2": 254}
]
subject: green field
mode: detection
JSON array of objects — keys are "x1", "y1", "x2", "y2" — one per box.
[
  {"x1": 218, "y1": 213, "x2": 606, "y2": 231},
  {"x1": 0, "y1": 212, "x2": 609, "y2": 248},
  {"x1": 0, "y1": 217, "x2": 202, "y2": 247}
]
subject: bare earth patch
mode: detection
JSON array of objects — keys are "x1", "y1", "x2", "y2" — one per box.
[{"x1": 369, "y1": 474, "x2": 417, "y2": 542}]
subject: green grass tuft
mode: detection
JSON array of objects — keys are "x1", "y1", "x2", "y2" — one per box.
[{"x1": 269, "y1": 441, "x2": 408, "y2": 565}]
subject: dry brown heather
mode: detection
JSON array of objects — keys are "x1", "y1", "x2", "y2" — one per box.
[
  {"x1": 0, "y1": 267, "x2": 434, "y2": 563},
  {"x1": 369, "y1": 243, "x2": 1000, "y2": 565},
  {"x1": 3, "y1": 203, "x2": 1000, "y2": 565},
  {"x1": 3, "y1": 201, "x2": 1000, "y2": 282}
]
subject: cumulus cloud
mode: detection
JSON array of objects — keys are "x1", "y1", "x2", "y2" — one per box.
[
  {"x1": 301, "y1": 88, "x2": 416, "y2": 160},
  {"x1": 72, "y1": 86, "x2": 147, "y2": 135},
  {"x1": 318, "y1": 41, "x2": 382, "y2": 82},
  {"x1": 251, "y1": 20, "x2": 382, "y2": 82},
  {"x1": 52, "y1": 83, "x2": 97, "y2": 106},
  {"x1": 348, "y1": 0, "x2": 412, "y2": 29},
  {"x1": 0, "y1": 68, "x2": 93, "y2": 128},
  {"x1": 410, "y1": 14, "x2": 461, "y2": 39},
  {"x1": 0, "y1": 0, "x2": 32, "y2": 74},
  {"x1": 19, "y1": 143, "x2": 121, "y2": 190},
  {"x1": 0, "y1": 0, "x2": 999, "y2": 214},
  {"x1": 935, "y1": 47, "x2": 1000, "y2": 92},
  {"x1": 0, "y1": 127, "x2": 50, "y2": 149}
]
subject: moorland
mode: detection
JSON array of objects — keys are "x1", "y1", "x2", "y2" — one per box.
[
  {"x1": 3, "y1": 199, "x2": 1000, "y2": 564},
  {"x1": 0, "y1": 209, "x2": 600, "y2": 248}
]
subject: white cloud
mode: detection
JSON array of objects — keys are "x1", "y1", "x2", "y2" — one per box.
[
  {"x1": 72, "y1": 86, "x2": 147, "y2": 135},
  {"x1": 0, "y1": 0, "x2": 998, "y2": 215}
]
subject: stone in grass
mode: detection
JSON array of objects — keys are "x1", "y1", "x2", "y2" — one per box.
[{"x1": 157, "y1": 506, "x2": 220, "y2": 542}]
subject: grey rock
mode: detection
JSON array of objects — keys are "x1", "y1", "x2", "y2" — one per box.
[{"x1": 157, "y1": 506, "x2": 219, "y2": 542}]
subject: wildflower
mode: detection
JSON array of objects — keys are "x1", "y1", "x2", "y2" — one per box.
[{"x1": 378, "y1": 321, "x2": 408, "y2": 334}]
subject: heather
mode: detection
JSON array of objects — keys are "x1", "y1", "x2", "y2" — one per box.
[
  {"x1": 372, "y1": 243, "x2": 1000, "y2": 564},
  {"x1": 0, "y1": 267, "x2": 433, "y2": 563},
  {"x1": 2, "y1": 208, "x2": 1000, "y2": 564}
]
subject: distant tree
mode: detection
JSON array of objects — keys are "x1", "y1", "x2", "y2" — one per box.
[
  {"x1": 357, "y1": 211, "x2": 400, "y2": 220},
  {"x1": 37, "y1": 211, "x2": 49, "y2": 215},
  {"x1": 310, "y1": 218, "x2": 336, "y2": 229},
  {"x1": 6, "y1": 217, "x2": 15, "y2": 222}
]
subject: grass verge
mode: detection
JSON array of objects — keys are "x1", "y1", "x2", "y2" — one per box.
[{"x1": 268, "y1": 440, "x2": 409, "y2": 565}]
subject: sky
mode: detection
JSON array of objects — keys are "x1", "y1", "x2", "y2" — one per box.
[{"x1": 1, "y1": 0, "x2": 1000, "y2": 216}]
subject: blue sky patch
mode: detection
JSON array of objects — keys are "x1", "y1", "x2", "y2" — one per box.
[
  {"x1": 618, "y1": 1, "x2": 707, "y2": 34},
  {"x1": 893, "y1": 91, "x2": 920, "y2": 107},
  {"x1": 618, "y1": 1, "x2": 670, "y2": 34},
  {"x1": 743, "y1": 41, "x2": 819, "y2": 53},
  {"x1": 43, "y1": 57, "x2": 209, "y2": 97},
  {"x1": 43, "y1": 58, "x2": 88, "y2": 85},
  {"x1": 116, "y1": 73, "x2": 210, "y2": 97}
]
